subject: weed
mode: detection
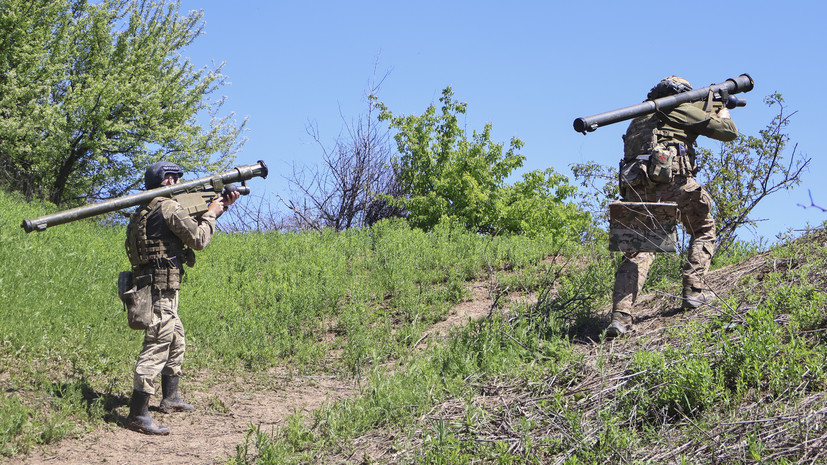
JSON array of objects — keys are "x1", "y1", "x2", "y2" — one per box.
[{"x1": 205, "y1": 395, "x2": 230, "y2": 414}]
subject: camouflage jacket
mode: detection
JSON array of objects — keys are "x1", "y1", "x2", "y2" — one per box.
[
  {"x1": 659, "y1": 102, "x2": 739, "y2": 146},
  {"x1": 623, "y1": 102, "x2": 739, "y2": 178}
]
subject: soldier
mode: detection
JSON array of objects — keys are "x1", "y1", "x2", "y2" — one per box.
[
  {"x1": 607, "y1": 76, "x2": 738, "y2": 338},
  {"x1": 123, "y1": 161, "x2": 239, "y2": 435}
]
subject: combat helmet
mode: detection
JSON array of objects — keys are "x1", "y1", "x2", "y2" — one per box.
[
  {"x1": 647, "y1": 76, "x2": 692, "y2": 100},
  {"x1": 144, "y1": 161, "x2": 184, "y2": 190}
]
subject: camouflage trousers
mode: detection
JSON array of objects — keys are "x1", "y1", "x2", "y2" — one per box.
[
  {"x1": 133, "y1": 289, "x2": 185, "y2": 395},
  {"x1": 613, "y1": 176, "x2": 716, "y2": 313}
]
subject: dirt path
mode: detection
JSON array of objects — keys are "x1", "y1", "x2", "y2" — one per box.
[
  {"x1": 10, "y1": 374, "x2": 355, "y2": 465},
  {"x1": 9, "y1": 280, "x2": 497, "y2": 465},
  {"x1": 10, "y1": 252, "x2": 766, "y2": 464}
]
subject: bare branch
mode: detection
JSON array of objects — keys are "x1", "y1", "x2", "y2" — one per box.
[{"x1": 281, "y1": 68, "x2": 404, "y2": 231}]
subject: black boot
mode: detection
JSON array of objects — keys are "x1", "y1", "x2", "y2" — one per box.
[
  {"x1": 159, "y1": 374, "x2": 194, "y2": 414},
  {"x1": 124, "y1": 390, "x2": 170, "y2": 435}
]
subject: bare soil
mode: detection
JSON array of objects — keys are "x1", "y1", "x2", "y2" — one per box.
[
  {"x1": 9, "y1": 373, "x2": 355, "y2": 465},
  {"x1": 9, "y1": 280, "x2": 498, "y2": 465}
]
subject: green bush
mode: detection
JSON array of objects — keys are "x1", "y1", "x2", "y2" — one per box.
[
  {"x1": 625, "y1": 349, "x2": 724, "y2": 422},
  {"x1": 377, "y1": 87, "x2": 592, "y2": 237}
]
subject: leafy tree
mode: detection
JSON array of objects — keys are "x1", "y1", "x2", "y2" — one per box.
[
  {"x1": 0, "y1": 0, "x2": 245, "y2": 206},
  {"x1": 570, "y1": 161, "x2": 617, "y2": 223},
  {"x1": 377, "y1": 87, "x2": 590, "y2": 238},
  {"x1": 498, "y1": 167, "x2": 591, "y2": 239},
  {"x1": 571, "y1": 94, "x2": 810, "y2": 251}
]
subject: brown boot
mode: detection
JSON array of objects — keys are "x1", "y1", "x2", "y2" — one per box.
[
  {"x1": 159, "y1": 375, "x2": 194, "y2": 414},
  {"x1": 124, "y1": 390, "x2": 170, "y2": 435},
  {"x1": 606, "y1": 311, "x2": 633, "y2": 339},
  {"x1": 683, "y1": 286, "x2": 712, "y2": 309}
]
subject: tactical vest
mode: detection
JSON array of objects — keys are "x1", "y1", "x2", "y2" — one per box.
[
  {"x1": 622, "y1": 111, "x2": 698, "y2": 176},
  {"x1": 125, "y1": 198, "x2": 185, "y2": 290}
]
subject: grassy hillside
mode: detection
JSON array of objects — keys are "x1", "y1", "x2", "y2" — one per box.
[
  {"x1": 5, "y1": 189, "x2": 826, "y2": 463},
  {"x1": 0, "y1": 191, "x2": 566, "y2": 456},
  {"x1": 227, "y1": 228, "x2": 827, "y2": 464}
]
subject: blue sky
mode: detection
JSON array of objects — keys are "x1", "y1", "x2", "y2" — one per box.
[{"x1": 178, "y1": 0, "x2": 826, "y2": 242}]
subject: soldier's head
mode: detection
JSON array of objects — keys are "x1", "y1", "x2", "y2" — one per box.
[
  {"x1": 647, "y1": 76, "x2": 692, "y2": 100},
  {"x1": 145, "y1": 161, "x2": 184, "y2": 190}
]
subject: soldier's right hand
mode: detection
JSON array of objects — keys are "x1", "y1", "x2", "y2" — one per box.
[{"x1": 207, "y1": 198, "x2": 225, "y2": 216}]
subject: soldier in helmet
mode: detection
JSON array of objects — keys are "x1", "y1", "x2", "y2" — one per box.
[
  {"x1": 123, "y1": 161, "x2": 239, "y2": 435},
  {"x1": 607, "y1": 76, "x2": 738, "y2": 338}
]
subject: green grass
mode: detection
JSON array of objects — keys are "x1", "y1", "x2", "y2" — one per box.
[
  {"x1": 229, "y1": 229, "x2": 827, "y2": 464},
  {"x1": 6, "y1": 189, "x2": 827, "y2": 464},
  {"x1": 0, "y1": 191, "x2": 567, "y2": 456}
]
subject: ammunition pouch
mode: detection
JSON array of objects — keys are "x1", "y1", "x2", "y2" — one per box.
[
  {"x1": 673, "y1": 144, "x2": 695, "y2": 177},
  {"x1": 118, "y1": 271, "x2": 153, "y2": 330},
  {"x1": 151, "y1": 267, "x2": 181, "y2": 291},
  {"x1": 133, "y1": 256, "x2": 182, "y2": 291},
  {"x1": 620, "y1": 157, "x2": 648, "y2": 188},
  {"x1": 624, "y1": 143, "x2": 693, "y2": 188}
]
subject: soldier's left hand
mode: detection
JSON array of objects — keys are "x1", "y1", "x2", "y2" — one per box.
[{"x1": 222, "y1": 190, "x2": 240, "y2": 207}]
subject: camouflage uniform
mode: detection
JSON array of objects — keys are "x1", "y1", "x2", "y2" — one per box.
[
  {"x1": 613, "y1": 175, "x2": 716, "y2": 311},
  {"x1": 610, "y1": 81, "x2": 738, "y2": 335},
  {"x1": 128, "y1": 198, "x2": 217, "y2": 395},
  {"x1": 124, "y1": 161, "x2": 221, "y2": 435}
]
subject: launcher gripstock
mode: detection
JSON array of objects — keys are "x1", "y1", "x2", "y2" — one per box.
[
  {"x1": 22, "y1": 160, "x2": 268, "y2": 233},
  {"x1": 573, "y1": 74, "x2": 754, "y2": 134}
]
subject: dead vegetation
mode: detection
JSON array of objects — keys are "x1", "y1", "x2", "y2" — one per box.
[{"x1": 346, "y1": 227, "x2": 827, "y2": 464}]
